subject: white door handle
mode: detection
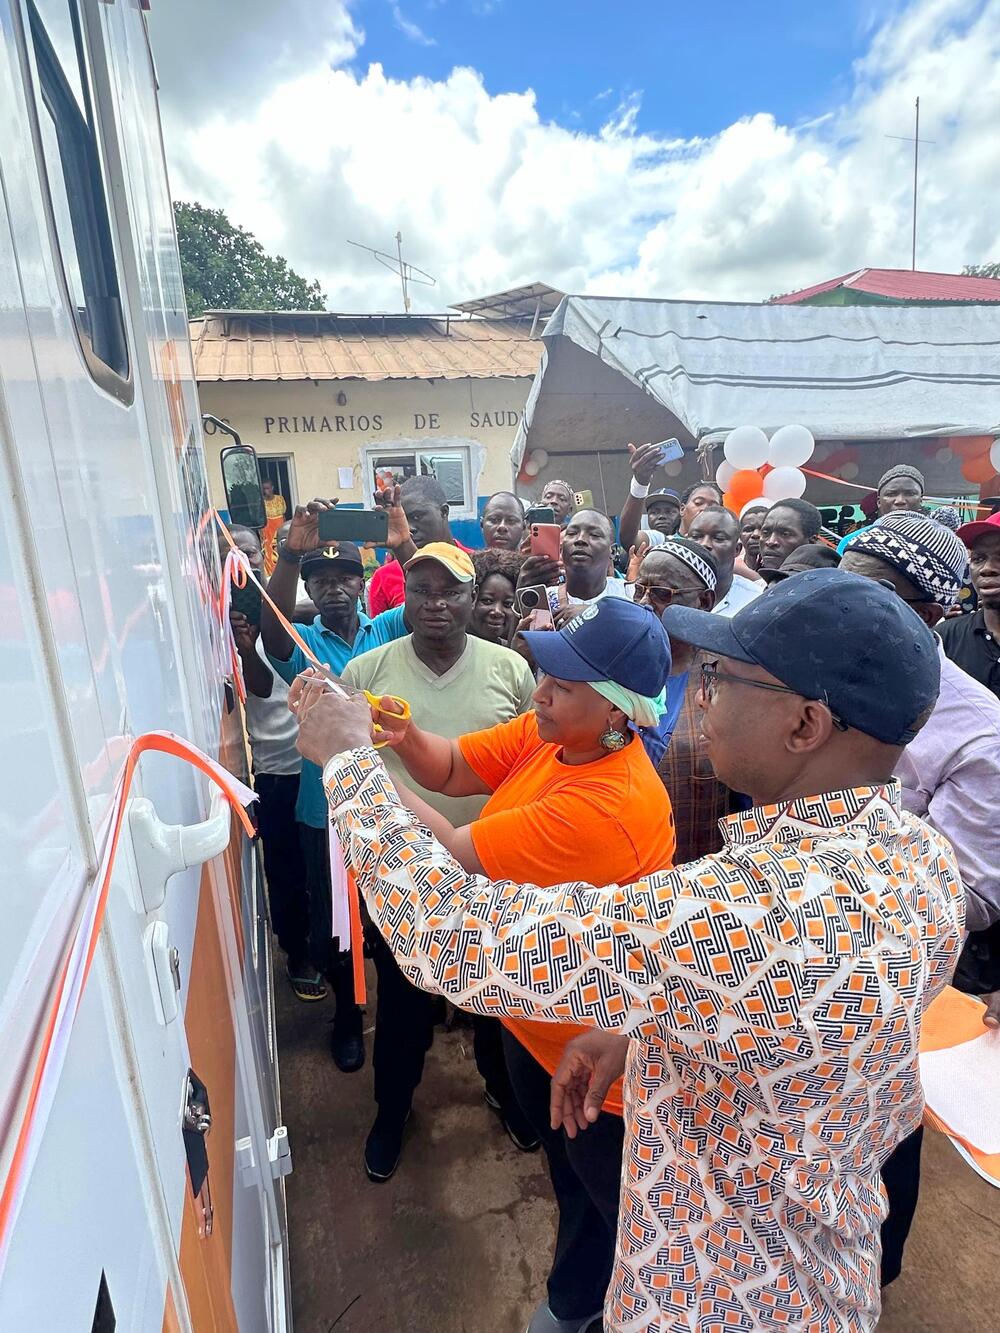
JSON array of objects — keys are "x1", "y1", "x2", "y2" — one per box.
[{"x1": 128, "y1": 787, "x2": 233, "y2": 913}]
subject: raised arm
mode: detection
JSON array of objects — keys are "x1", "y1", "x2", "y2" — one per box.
[
  {"x1": 617, "y1": 443, "x2": 662, "y2": 552},
  {"x1": 261, "y1": 498, "x2": 338, "y2": 660},
  {"x1": 325, "y1": 746, "x2": 675, "y2": 1030},
  {"x1": 370, "y1": 711, "x2": 491, "y2": 799}
]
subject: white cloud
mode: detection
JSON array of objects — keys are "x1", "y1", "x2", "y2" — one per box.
[
  {"x1": 152, "y1": 0, "x2": 1000, "y2": 310},
  {"x1": 391, "y1": 3, "x2": 436, "y2": 46}
]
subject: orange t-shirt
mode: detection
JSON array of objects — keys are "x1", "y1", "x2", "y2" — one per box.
[{"x1": 458, "y1": 711, "x2": 676, "y2": 1116}]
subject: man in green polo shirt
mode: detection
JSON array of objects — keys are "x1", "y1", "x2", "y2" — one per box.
[
  {"x1": 341, "y1": 543, "x2": 537, "y2": 1182},
  {"x1": 263, "y1": 498, "x2": 408, "y2": 1071}
]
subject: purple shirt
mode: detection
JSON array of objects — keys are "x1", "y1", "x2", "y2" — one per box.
[{"x1": 897, "y1": 647, "x2": 1000, "y2": 932}]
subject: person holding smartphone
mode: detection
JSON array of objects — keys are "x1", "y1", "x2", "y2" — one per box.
[
  {"x1": 358, "y1": 598, "x2": 674, "y2": 1333},
  {"x1": 518, "y1": 509, "x2": 632, "y2": 611}
]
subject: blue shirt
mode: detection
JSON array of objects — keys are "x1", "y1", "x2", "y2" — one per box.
[
  {"x1": 267, "y1": 606, "x2": 408, "y2": 826},
  {"x1": 639, "y1": 671, "x2": 688, "y2": 766}
]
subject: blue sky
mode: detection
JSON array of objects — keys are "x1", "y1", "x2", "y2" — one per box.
[
  {"x1": 358, "y1": 0, "x2": 882, "y2": 139},
  {"x1": 152, "y1": 0, "x2": 1000, "y2": 309}
]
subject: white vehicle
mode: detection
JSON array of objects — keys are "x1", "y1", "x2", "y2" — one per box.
[{"x1": 0, "y1": 1, "x2": 290, "y2": 1328}]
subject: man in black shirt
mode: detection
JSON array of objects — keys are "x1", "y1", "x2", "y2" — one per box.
[{"x1": 939, "y1": 511, "x2": 1000, "y2": 699}]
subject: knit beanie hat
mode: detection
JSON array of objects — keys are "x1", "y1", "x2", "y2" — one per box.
[{"x1": 877, "y1": 464, "x2": 925, "y2": 494}]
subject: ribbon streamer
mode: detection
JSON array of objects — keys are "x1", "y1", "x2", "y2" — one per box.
[
  {"x1": 214, "y1": 513, "x2": 367, "y2": 1005},
  {"x1": 0, "y1": 731, "x2": 257, "y2": 1276}
]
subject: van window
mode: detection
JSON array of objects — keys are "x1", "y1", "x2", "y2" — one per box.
[{"x1": 26, "y1": 0, "x2": 129, "y2": 386}]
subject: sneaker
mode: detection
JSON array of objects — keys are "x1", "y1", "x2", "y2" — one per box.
[
  {"x1": 525, "y1": 1301, "x2": 603, "y2": 1333},
  {"x1": 330, "y1": 1006, "x2": 365, "y2": 1073},
  {"x1": 484, "y1": 1089, "x2": 541, "y2": 1153},
  {"x1": 364, "y1": 1111, "x2": 410, "y2": 1182}
]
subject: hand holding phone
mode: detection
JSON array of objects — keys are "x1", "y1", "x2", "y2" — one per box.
[{"x1": 529, "y1": 522, "x2": 562, "y2": 561}]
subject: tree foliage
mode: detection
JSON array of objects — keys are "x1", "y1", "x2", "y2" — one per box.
[
  {"x1": 962, "y1": 262, "x2": 1000, "y2": 280},
  {"x1": 174, "y1": 201, "x2": 326, "y2": 317}
]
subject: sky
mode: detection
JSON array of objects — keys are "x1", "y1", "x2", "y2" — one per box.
[{"x1": 149, "y1": 0, "x2": 1000, "y2": 311}]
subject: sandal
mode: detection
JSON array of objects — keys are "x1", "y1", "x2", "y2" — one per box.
[{"x1": 286, "y1": 961, "x2": 328, "y2": 1002}]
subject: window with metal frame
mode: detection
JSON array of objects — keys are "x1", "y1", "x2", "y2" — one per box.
[
  {"x1": 365, "y1": 444, "x2": 476, "y2": 515},
  {"x1": 25, "y1": 0, "x2": 130, "y2": 390}
]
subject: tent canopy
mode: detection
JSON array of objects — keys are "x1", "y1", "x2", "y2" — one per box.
[{"x1": 511, "y1": 296, "x2": 1000, "y2": 511}]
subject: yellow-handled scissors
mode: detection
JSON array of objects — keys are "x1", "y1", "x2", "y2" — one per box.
[
  {"x1": 364, "y1": 691, "x2": 411, "y2": 748},
  {"x1": 303, "y1": 665, "x2": 410, "y2": 748}
]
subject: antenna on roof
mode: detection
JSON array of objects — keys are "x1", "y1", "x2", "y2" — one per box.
[
  {"x1": 886, "y1": 97, "x2": 935, "y2": 271},
  {"x1": 347, "y1": 232, "x2": 436, "y2": 312}
]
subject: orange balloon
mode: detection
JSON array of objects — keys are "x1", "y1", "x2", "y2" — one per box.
[
  {"x1": 950, "y1": 436, "x2": 994, "y2": 459},
  {"x1": 960, "y1": 454, "x2": 999, "y2": 485},
  {"x1": 725, "y1": 469, "x2": 765, "y2": 511}
]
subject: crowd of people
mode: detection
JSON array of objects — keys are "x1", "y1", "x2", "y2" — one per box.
[{"x1": 224, "y1": 443, "x2": 1000, "y2": 1333}]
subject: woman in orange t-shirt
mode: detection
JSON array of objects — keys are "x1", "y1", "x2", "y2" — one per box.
[{"x1": 376, "y1": 598, "x2": 676, "y2": 1333}]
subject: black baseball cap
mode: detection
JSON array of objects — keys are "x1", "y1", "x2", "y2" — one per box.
[
  {"x1": 646, "y1": 488, "x2": 681, "y2": 510},
  {"x1": 300, "y1": 542, "x2": 364, "y2": 577},
  {"x1": 522, "y1": 597, "x2": 671, "y2": 696},
  {"x1": 661, "y1": 567, "x2": 940, "y2": 745},
  {"x1": 758, "y1": 543, "x2": 840, "y2": 584}
]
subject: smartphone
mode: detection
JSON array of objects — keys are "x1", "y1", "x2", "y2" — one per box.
[
  {"x1": 516, "y1": 581, "x2": 567, "y2": 617},
  {"x1": 229, "y1": 578, "x2": 262, "y2": 626},
  {"x1": 652, "y1": 438, "x2": 684, "y2": 466},
  {"x1": 524, "y1": 505, "x2": 555, "y2": 526},
  {"x1": 573, "y1": 489, "x2": 594, "y2": 510},
  {"x1": 529, "y1": 522, "x2": 562, "y2": 561},
  {"x1": 526, "y1": 608, "x2": 554, "y2": 631},
  {"x1": 317, "y1": 506, "x2": 389, "y2": 545}
]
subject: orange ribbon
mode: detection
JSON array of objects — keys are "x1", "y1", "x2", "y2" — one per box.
[{"x1": 214, "y1": 513, "x2": 367, "y2": 1005}]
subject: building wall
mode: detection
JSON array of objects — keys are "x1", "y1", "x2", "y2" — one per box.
[{"x1": 200, "y1": 376, "x2": 529, "y2": 516}]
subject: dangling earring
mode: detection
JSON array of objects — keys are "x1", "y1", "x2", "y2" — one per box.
[{"x1": 599, "y1": 726, "x2": 627, "y2": 752}]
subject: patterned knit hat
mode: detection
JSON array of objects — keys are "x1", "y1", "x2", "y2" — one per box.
[
  {"x1": 931, "y1": 505, "x2": 961, "y2": 531},
  {"x1": 849, "y1": 511, "x2": 969, "y2": 608},
  {"x1": 658, "y1": 535, "x2": 718, "y2": 591}
]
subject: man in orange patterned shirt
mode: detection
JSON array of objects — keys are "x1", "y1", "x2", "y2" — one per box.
[{"x1": 295, "y1": 569, "x2": 964, "y2": 1333}]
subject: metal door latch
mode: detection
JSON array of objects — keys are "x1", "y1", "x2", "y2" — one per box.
[{"x1": 267, "y1": 1126, "x2": 293, "y2": 1179}]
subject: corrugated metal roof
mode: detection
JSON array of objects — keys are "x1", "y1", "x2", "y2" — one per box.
[
  {"x1": 189, "y1": 311, "x2": 544, "y2": 382},
  {"x1": 450, "y1": 282, "x2": 564, "y2": 320},
  {"x1": 772, "y1": 267, "x2": 1000, "y2": 304}
]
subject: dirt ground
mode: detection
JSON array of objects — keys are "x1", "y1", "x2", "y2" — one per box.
[{"x1": 275, "y1": 969, "x2": 1000, "y2": 1333}]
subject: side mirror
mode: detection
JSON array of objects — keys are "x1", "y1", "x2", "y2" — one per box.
[{"x1": 220, "y1": 444, "x2": 266, "y2": 529}]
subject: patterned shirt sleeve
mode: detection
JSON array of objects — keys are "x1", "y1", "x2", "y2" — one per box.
[{"x1": 325, "y1": 747, "x2": 791, "y2": 1037}]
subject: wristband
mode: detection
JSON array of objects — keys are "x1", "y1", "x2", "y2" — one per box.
[
  {"x1": 629, "y1": 478, "x2": 650, "y2": 500},
  {"x1": 278, "y1": 545, "x2": 304, "y2": 565}
]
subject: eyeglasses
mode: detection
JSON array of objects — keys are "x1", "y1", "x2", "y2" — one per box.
[
  {"x1": 699, "y1": 661, "x2": 849, "y2": 731},
  {"x1": 631, "y1": 583, "x2": 700, "y2": 605}
]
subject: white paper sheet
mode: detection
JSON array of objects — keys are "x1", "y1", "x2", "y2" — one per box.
[
  {"x1": 920, "y1": 1030, "x2": 1000, "y2": 1154},
  {"x1": 338, "y1": 466, "x2": 353, "y2": 489}
]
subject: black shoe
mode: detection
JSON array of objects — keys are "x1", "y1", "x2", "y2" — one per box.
[
  {"x1": 484, "y1": 1089, "x2": 541, "y2": 1153},
  {"x1": 364, "y1": 1111, "x2": 409, "y2": 1182},
  {"x1": 330, "y1": 1006, "x2": 365, "y2": 1072}
]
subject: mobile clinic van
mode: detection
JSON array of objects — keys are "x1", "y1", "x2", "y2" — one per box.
[{"x1": 0, "y1": 1, "x2": 290, "y2": 1328}]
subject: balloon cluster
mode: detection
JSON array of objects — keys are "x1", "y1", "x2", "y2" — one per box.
[
  {"x1": 948, "y1": 436, "x2": 1000, "y2": 487},
  {"x1": 520, "y1": 448, "x2": 549, "y2": 479},
  {"x1": 715, "y1": 425, "x2": 816, "y2": 511}
]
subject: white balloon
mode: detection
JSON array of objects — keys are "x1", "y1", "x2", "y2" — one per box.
[
  {"x1": 663, "y1": 459, "x2": 683, "y2": 477},
  {"x1": 716, "y1": 460, "x2": 736, "y2": 489},
  {"x1": 522, "y1": 457, "x2": 540, "y2": 477},
  {"x1": 532, "y1": 449, "x2": 549, "y2": 468},
  {"x1": 763, "y1": 466, "x2": 807, "y2": 500},
  {"x1": 840, "y1": 462, "x2": 859, "y2": 480},
  {"x1": 768, "y1": 424, "x2": 815, "y2": 469},
  {"x1": 723, "y1": 426, "x2": 770, "y2": 470},
  {"x1": 990, "y1": 439, "x2": 1000, "y2": 472}
]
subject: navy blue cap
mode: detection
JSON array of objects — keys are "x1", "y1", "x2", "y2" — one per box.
[
  {"x1": 523, "y1": 597, "x2": 671, "y2": 696},
  {"x1": 300, "y1": 542, "x2": 364, "y2": 577},
  {"x1": 661, "y1": 567, "x2": 940, "y2": 745}
]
